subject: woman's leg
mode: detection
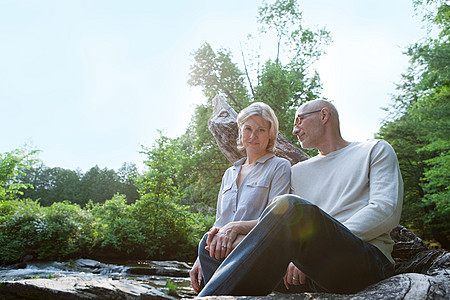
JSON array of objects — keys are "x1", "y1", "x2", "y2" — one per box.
[{"x1": 198, "y1": 233, "x2": 224, "y2": 286}]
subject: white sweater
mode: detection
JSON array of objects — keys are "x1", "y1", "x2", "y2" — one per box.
[{"x1": 291, "y1": 140, "x2": 403, "y2": 263}]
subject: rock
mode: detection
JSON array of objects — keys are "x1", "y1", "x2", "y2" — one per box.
[
  {"x1": 126, "y1": 260, "x2": 191, "y2": 277},
  {"x1": 0, "y1": 259, "x2": 196, "y2": 299},
  {"x1": 390, "y1": 225, "x2": 429, "y2": 264},
  {"x1": 208, "y1": 94, "x2": 310, "y2": 165},
  {"x1": 127, "y1": 266, "x2": 189, "y2": 277},
  {"x1": 0, "y1": 276, "x2": 174, "y2": 299}
]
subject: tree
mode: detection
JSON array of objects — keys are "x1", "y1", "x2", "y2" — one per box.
[
  {"x1": 18, "y1": 164, "x2": 139, "y2": 206},
  {"x1": 0, "y1": 148, "x2": 39, "y2": 200},
  {"x1": 135, "y1": 132, "x2": 204, "y2": 258},
  {"x1": 253, "y1": 0, "x2": 331, "y2": 144},
  {"x1": 377, "y1": 0, "x2": 449, "y2": 247},
  {"x1": 188, "y1": 42, "x2": 251, "y2": 111},
  {"x1": 189, "y1": 0, "x2": 330, "y2": 147},
  {"x1": 183, "y1": 0, "x2": 330, "y2": 208}
]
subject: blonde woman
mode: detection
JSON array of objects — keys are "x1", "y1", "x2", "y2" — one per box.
[{"x1": 189, "y1": 102, "x2": 291, "y2": 293}]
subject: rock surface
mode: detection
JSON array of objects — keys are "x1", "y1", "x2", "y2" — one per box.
[{"x1": 0, "y1": 259, "x2": 195, "y2": 299}]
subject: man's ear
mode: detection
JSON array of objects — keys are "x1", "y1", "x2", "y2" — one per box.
[{"x1": 321, "y1": 108, "x2": 330, "y2": 123}]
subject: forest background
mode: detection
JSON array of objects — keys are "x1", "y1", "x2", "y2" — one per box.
[{"x1": 1, "y1": 0, "x2": 449, "y2": 264}]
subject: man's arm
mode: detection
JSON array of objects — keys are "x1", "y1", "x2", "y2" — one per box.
[{"x1": 343, "y1": 141, "x2": 403, "y2": 241}]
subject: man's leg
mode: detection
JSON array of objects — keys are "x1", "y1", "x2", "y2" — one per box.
[{"x1": 199, "y1": 195, "x2": 394, "y2": 296}]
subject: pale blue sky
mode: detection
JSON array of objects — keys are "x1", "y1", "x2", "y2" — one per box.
[{"x1": 1, "y1": 0, "x2": 426, "y2": 171}]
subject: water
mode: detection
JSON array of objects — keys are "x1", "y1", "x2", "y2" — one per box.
[{"x1": 0, "y1": 259, "x2": 195, "y2": 298}]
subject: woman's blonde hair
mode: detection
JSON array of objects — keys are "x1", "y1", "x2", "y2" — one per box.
[{"x1": 236, "y1": 102, "x2": 279, "y2": 153}]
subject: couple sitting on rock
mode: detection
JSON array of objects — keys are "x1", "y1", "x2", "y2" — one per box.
[{"x1": 189, "y1": 99, "x2": 403, "y2": 296}]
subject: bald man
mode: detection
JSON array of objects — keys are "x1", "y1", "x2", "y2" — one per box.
[{"x1": 198, "y1": 100, "x2": 403, "y2": 296}]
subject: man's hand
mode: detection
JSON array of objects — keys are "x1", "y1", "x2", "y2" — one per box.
[
  {"x1": 283, "y1": 262, "x2": 306, "y2": 289},
  {"x1": 189, "y1": 257, "x2": 202, "y2": 294}
]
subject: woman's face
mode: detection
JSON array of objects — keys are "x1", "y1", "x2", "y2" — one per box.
[{"x1": 240, "y1": 115, "x2": 271, "y2": 157}]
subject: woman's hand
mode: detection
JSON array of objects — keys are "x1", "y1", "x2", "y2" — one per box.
[
  {"x1": 283, "y1": 262, "x2": 306, "y2": 289},
  {"x1": 189, "y1": 257, "x2": 202, "y2": 294},
  {"x1": 206, "y1": 220, "x2": 257, "y2": 259},
  {"x1": 206, "y1": 224, "x2": 238, "y2": 259}
]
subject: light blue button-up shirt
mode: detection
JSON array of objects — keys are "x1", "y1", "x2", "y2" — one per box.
[{"x1": 213, "y1": 153, "x2": 291, "y2": 228}]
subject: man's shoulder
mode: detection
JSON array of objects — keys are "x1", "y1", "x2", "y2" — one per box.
[
  {"x1": 359, "y1": 139, "x2": 396, "y2": 154},
  {"x1": 291, "y1": 154, "x2": 318, "y2": 171},
  {"x1": 351, "y1": 139, "x2": 394, "y2": 152}
]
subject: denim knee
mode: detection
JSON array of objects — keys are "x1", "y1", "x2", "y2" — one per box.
[
  {"x1": 198, "y1": 233, "x2": 209, "y2": 259},
  {"x1": 270, "y1": 194, "x2": 318, "y2": 218}
]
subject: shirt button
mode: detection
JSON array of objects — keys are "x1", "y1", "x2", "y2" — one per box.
[{"x1": 233, "y1": 210, "x2": 235, "y2": 213}]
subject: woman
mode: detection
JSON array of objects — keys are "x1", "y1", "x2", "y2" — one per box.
[{"x1": 189, "y1": 102, "x2": 291, "y2": 293}]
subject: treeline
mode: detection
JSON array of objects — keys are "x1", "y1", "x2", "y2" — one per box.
[{"x1": 17, "y1": 163, "x2": 140, "y2": 206}]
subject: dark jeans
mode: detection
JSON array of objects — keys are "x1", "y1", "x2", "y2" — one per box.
[{"x1": 198, "y1": 195, "x2": 394, "y2": 296}]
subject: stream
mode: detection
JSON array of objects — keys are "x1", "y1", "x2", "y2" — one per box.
[{"x1": 0, "y1": 258, "x2": 196, "y2": 299}]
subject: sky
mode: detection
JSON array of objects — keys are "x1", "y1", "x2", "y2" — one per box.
[{"x1": 1, "y1": 0, "x2": 427, "y2": 172}]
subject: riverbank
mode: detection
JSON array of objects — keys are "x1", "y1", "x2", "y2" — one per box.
[{"x1": 0, "y1": 258, "x2": 195, "y2": 299}]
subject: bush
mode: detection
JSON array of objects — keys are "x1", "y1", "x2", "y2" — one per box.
[
  {"x1": 0, "y1": 199, "x2": 41, "y2": 263},
  {"x1": 0, "y1": 195, "x2": 212, "y2": 264},
  {"x1": 133, "y1": 194, "x2": 205, "y2": 260},
  {"x1": 34, "y1": 201, "x2": 95, "y2": 260},
  {"x1": 89, "y1": 194, "x2": 144, "y2": 254}
]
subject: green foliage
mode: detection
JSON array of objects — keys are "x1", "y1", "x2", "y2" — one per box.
[
  {"x1": 255, "y1": 60, "x2": 322, "y2": 144},
  {"x1": 0, "y1": 195, "x2": 210, "y2": 264},
  {"x1": 0, "y1": 199, "x2": 41, "y2": 263},
  {"x1": 89, "y1": 194, "x2": 143, "y2": 254},
  {"x1": 253, "y1": 0, "x2": 331, "y2": 144},
  {"x1": 165, "y1": 280, "x2": 178, "y2": 296},
  {"x1": 0, "y1": 199, "x2": 96, "y2": 263},
  {"x1": 420, "y1": 139, "x2": 450, "y2": 216},
  {"x1": 0, "y1": 148, "x2": 40, "y2": 200},
  {"x1": 188, "y1": 42, "x2": 251, "y2": 110},
  {"x1": 377, "y1": 0, "x2": 450, "y2": 247},
  {"x1": 17, "y1": 163, "x2": 140, "y2": 206},
  {"x1": 34, "y1": 201, "x2": 95, "y2": 260},
  {"x1": 135, "y1": 132, "x2": 212, "y2": 259}
]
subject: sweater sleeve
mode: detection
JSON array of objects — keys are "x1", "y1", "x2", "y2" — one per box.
[{"x1": 343, "y1": 141, "x2": 403, "y2": 242}]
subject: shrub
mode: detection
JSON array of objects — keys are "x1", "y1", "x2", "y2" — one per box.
[
  {"x1": 0, "y1": 199, "x2": 41, "y2": 263},
  {"x1": 89, "y1": 194, "x2": 144, "y2": 254},
  {"x1": 34, "y1": 201, "x2": 95, "y2": 260}
]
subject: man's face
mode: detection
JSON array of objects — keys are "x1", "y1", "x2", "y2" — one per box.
[{"x1": 292, "y1": 106, "x2": 323, "y2": 149}]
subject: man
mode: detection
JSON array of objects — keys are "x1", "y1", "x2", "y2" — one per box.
[{"x1": 198, "y1": 99, "x2": 403, "y2": 296}]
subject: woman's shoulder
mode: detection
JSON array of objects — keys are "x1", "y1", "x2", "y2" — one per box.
[
  {"x1": 269, "y1": 155, "x2": 291, "y2": 169},
  {"x1": 273, "y1": 155, "x2": 290, "y2": 164}
]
